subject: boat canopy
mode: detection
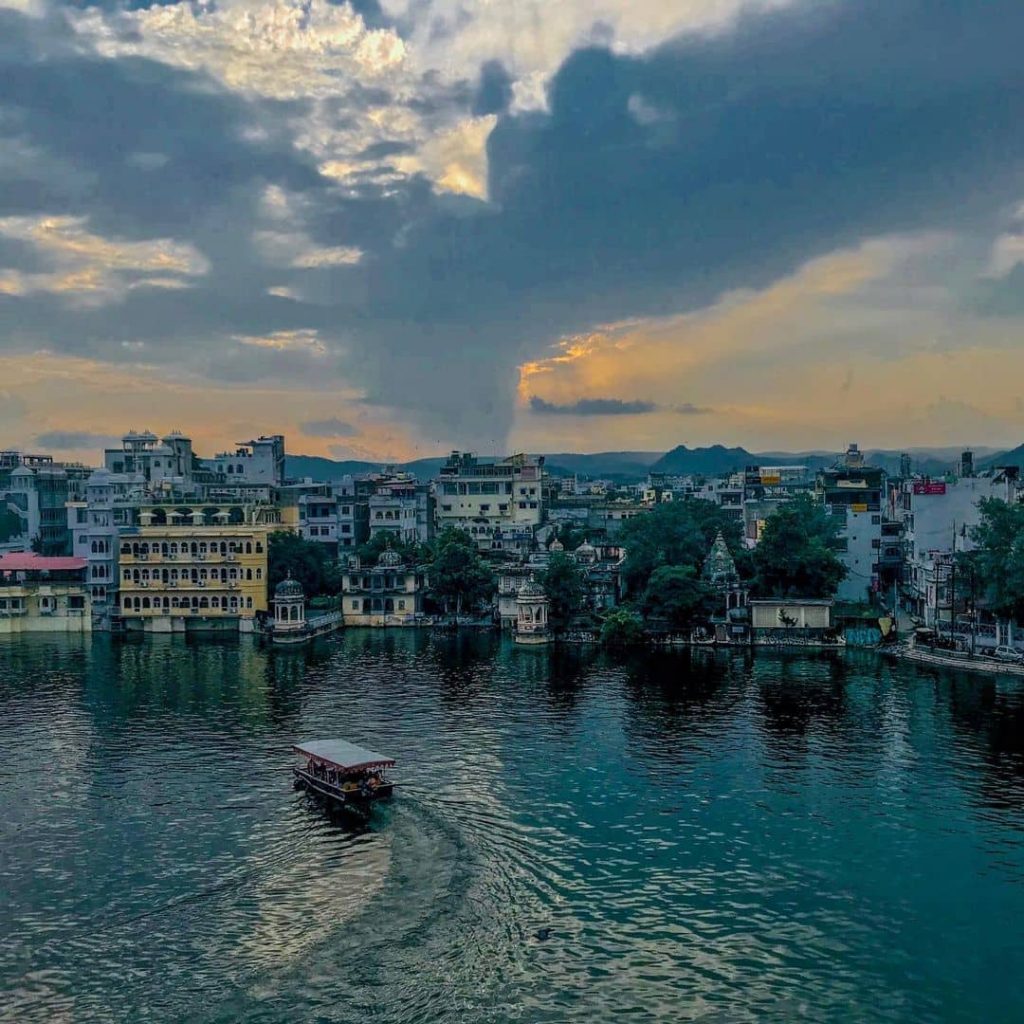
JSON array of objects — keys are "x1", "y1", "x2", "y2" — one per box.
[{"x1": 293, "y1": 739, "x2": 395, "y2": 772}]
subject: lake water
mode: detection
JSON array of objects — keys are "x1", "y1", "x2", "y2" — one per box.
[{"x1": 2, "y1": 631, "x2": 1024, "y2": 1023}]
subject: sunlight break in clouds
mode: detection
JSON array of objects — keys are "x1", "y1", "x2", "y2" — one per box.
[{"x1": 0, "y1": 215, "x2": 208, "y2": 304}]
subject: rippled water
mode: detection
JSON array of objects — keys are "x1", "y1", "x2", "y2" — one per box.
[{"x1": 2, "y1": 632, "x2": 1024, "y2": 1022}]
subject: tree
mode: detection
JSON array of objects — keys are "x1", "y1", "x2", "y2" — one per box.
[
  {"x1": 540, "y1": 552, "x2": 585, "y2": 633},
  {"x1": 268, "y1": 531, "x2": 338, "y2": 597},
  {"x1": 617, "y1": 499, "x2": 744, "y2": 595},
  {"x1": 966, "y1": 498, "x2": 1024, "y2": 623},
  {"x1": 428, "y1": 529, "x2": 495, "y2": 616},
  {"x1": 642, "y1": 565, "x2": 717, "y2": 629},
  {"x1": 357, "y1": 531, "x2": 426, "y2": 566},
  {"x1": 600, "y1": 609, "x2": 646, "y2": 646},
  {"x1": 0, "y1": 509, "x2": 23, "y2": 544},
  {"x1": 554, "y1": 523, "x2": 588, "y2": 552},
  {"x1": 752, "y1": 494, "x2": 846, "y2": 598}
]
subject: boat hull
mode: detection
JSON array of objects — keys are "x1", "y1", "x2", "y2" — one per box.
[{"x1": 293, "y1": 768, "x2": 394, "y2": 808}]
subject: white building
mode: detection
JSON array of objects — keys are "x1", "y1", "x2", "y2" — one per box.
[
  {"x1": 104, "y1": 430, "x2": 199, "y2": 494},
  {"x1": 893, "y1": 471, "x2": 1020, "y2": 625},
  {"x1": 434, "y1": 452, "x2": 545, "y2": 549},
  {"x1": 202, "y1": 435, "x2": 285, "y2": 488},
  {"x1": 368, "y1": 476, "x2": 432, "y2": 545}
]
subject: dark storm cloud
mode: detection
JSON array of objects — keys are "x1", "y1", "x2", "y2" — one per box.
[
  {"x1": 530, "y1": 397, "x2": 658, "y2": 416},
  {"x1": 472, "y1": 60, "x2": 513, "y2": 116},
  {"x1": 358, "y1": 140, "x2": 416, "y2": 160},
  {"x1": 34, "y1": 430, "x2": 119, "y2": 449},
  {"x1": 328, "y1": 0, "x2": 1024, "y2": 437},
  {"x1": 2, "y1": 0, "x2": 1024, "y2": 444}
]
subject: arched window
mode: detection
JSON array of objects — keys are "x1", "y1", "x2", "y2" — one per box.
[
  {"x1": 255, "y1": 542, "x2": 264, "y2": 554},
  {"x1": 142, "y1": 597, "x2": 151, "y2": 610},
  {"x1": 255, "y1": 568, "x2": 262, "y2": 580},
  {"x1": 199, "y1": 597, "x2": 209, "y2": 609},
  {"x1": 289, "y1": 603, "x2": 297, "y2": 619},
  {"x1": 246, "y1": 568, "x2": 252, "y2": 581},
  {"x1": 211, "y1": 596, "x2": 219, "y2": 609},
  {"x1": 245, "y1": 541, "x2": 252, "y2": 554}
]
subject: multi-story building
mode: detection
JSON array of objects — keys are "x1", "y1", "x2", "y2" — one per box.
[
  {"x1": 117, "y1": 514, "x2": 272, "y2": 632},
  {"x1": 368, "y1": 476, "x2": 433, "y2": 546},
  {"x1": 892, "y1": 468, "x2": 1020, "y2": 624},
  {"x1": 202, "y1": 435, "x2": 285, "y2": 488},
  {"x1": 104, "y1": 430, "x2": 200, "y2": 494},
  {"x1": 816, "y1": 444, "x2": 887, "y2": 603},
  {"x1": 67, "y1": 467, "x2": 159, "y2": 628},
  {"x1": 434, "y1": 452, "x2": 545, "y2": 550},
  {"x1": 340, "y1": 548, "x2": 426, "y2": 626},
  {"x1": 0, "y1": 453, "x2": 90, "y2": 555},
  {"x1": 0, "y1": 553, "x2": 91, "y2": 634}
]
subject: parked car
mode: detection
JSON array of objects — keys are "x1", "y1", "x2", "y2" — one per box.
[{"x1": 992, "y1": 645, "x2": 1023, "y2": 663}]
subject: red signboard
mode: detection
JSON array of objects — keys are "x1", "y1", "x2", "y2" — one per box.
[{"x1": 913, "y1": 482, "x2": 947, "y2": 495}]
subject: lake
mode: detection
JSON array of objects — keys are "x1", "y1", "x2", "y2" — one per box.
[{"x1": 2, "y1": 632, "x2": 1023, "y2": 1022}]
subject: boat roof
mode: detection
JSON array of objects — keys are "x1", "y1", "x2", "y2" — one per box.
[{"x1": 293, "y1": 739, "x2": 395, "y2": 772}]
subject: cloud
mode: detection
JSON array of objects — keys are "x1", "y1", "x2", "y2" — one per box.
[
  {"x1": 301, "y1": 417, "x2": 359, "y2": 437},
  {"x1": 33, "y1": 429, "x2": 118, "y2": 450},
  {"x1": 2, "y1": 0, "x2": 1024, "y2": 457},
  {"x1": 674, "y1": 403, "x2": 713, "y2": 415},
  {"x1": 472, "y1": 60, "x2": 513, "y2": 116},
  {"x1": 529, "y1": 396, "x2": 658, "y2": 416},
  {"x1": 0, "y1": 214, "x2": 208, "y2": 304}
]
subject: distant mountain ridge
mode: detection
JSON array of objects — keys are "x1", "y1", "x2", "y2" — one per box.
[
  {"x1": 286, "y1": 451, "x2": 662, "y2": 483},
  {"x1": 287, "y1": 444, "x2": 1015, "y2": 485}
]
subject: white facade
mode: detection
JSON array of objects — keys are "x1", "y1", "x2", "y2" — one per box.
[
  {"x1": 434, "y1": 452, "x2": 545, "y2": 549},
  {"x1": 104, "y1": 431, "x2": 198, "y2": 494},
  {"x1": 203, "y1": 435, "x2": 285, "y2": 487},
  {"x1": 894, "y1": 473, "x2": 1020, "y2": 624},
  {"x1": 750, "y1": 599, "x2": 832, "y2": 630}
]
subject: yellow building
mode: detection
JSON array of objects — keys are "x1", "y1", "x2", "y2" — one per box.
[
  {"x1": 118, "y1": 525, "x2": 269, "y2": 633},
  {"x1": 0, "y1": 554, "x2": 92, "y2": 634}
]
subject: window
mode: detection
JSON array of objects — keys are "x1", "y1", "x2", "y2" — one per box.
[
  {"x1": 351, "y1": 599, "x2": 360, "y2": 610},
  {"x1": 871, "y1": 515, "x2": 881, "y2": 525}
]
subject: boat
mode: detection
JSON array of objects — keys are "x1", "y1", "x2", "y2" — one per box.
[{"x1": 292, "y1": 739, "x2": 396, "y2": 816}]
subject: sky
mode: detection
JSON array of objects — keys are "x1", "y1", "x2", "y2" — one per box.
[{"x1": 1, "y1": 0, "x2": 1023, "y2": 463}]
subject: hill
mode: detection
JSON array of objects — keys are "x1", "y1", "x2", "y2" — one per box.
[
  {"x1": 650, "y1": 445, "x2": 756, "y2": 476},
  {"x1": 980, "y1": 443, "x2": 1024, "y2": 470},
  {"x1": 286, "y1": 451, "x2": 662, "y2": 483}
]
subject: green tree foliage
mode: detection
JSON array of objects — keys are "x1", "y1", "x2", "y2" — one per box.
[
  {"x1": 642, "y1": 565, "x2": 717, "y2": 629},
  {"x1": 752, "y1": 494, "x2": 846, "y2": 598},
  {"x1": 965, "y1": 498, "x2": 1024, "y2": 622},
  {"x1": 0, "y1": 508, "x2": 23, "y2": 544},
  {"x1": 539, "y1": 552, "x2": 586, "y2": 633},
  {"x1": 600, "y1": 609, "x2": 646, "y2": 646},
  {"x1": 357, "y1": 531, "x2": 428, "y2": 566},
  {"x1": 268, "y1": 531, "x2": 341, "y2": 598},
  {"x1": 428, "y1": 529, "x2": 495, "y2": 616},
  {"x1": 554, "y1": 523, "x2": 588, "y2": 551},
  {"x1": 617, "y1": 499, "x2": 744, "y2": 594}
]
